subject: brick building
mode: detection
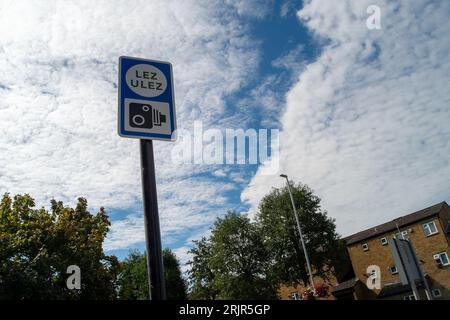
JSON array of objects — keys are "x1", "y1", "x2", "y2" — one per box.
[{"x1": 332, "y1": 201, "x2": 450, "y2": 300}]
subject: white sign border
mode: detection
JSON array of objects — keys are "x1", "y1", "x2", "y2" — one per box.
[{"x1": 118, "y1": 56, "x2": 177, "y2": 142}]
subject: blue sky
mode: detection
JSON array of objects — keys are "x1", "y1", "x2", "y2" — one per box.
[
  {"x1": 106, "y1": 0, "x2": 322, "y2": 261},
  {"x1": 1, "y1": 0, "x2": 449, "y2": 268}
]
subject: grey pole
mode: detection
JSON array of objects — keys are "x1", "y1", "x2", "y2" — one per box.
[
  {"x1": 406, "y1": 239, "x2": 433, "y2": 300},
  {"x1": 140, "y1": 139, "x2": 167, "y2": 300},
  {"x1": 280, "y1": 174, "x2": 315, "y2": 289}
]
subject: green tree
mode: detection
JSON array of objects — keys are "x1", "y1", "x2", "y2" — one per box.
[
  {"x1": 0, "y1": 193, "x2": 120, "y2": 299},
  {"x1": 186, "y1": 237, "x2": 218, "y2": 300},
  {"x1": 117, "y1": 250, "x2": 149, "y2": 300},
  {"x1": 163, "y1": 248, "x2": 187, "y2": 300},
  {"x1": 188, "y1": 211, "x2": 277, "y2": 300},
  {"x1": 117, "y1": 249, "x2": 187, "y2": 300},
  {"x1": 256, "y1": 182, "x2": 344, "y2": 287}
]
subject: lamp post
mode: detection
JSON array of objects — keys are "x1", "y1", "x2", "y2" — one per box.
[{"x1": 280, "y1": 174, "x2": 315, "y2": 289}]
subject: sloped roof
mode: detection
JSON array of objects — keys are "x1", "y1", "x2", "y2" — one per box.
[
  {"x1": 377, "y1": 282, "x2": 412, "y2": 298},
  {"x1": 344, "y1": 202, "x2": 447, "y2": 246},
  {"x1": 377, "y1": 279, "x2": 425, "y2": 299},
  {"x1": 331, "y1": 278, "x2": 358, "y2": 293}
]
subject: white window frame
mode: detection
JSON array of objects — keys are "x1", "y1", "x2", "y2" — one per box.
[
  {"x1": 388, "y1": 265, "x2": 398, "y2": 274},
  {"x1": 362, "y1": 243, "x2": 369, "y2": 251},
  {"x1": 380, "y1": 237, "x2": 388, "y2": 246},
  {"x1": 403, "y1": 294, "x2": 415, "y2": 300},
  {"x1": 394, "y1": 230, "x2": 409, "y2": 240},
  {"x1": 422, "y1": 221, "x2": 438, "y2": 237},
  {"x1": 435, "y1": 252, "x2": 449, "y2": 266},
  {"x1": 432, "y1": 288, "x2": 442, "y2": 298}
]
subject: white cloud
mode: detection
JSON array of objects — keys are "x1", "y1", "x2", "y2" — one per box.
[
  {"x1": 213, "y1": 169, "x2": 227, "y2": 177},
  {"x1": 104, "y1": 213, "x2": 144, "y2": 251},
  {"x1": 172, "y1": 246, "x2": 193, "y2": 274},
  {"x1": 271, "y1": 44, "x2": 305, "y2": 72},
  {"x1": 280, "y1": 0, "x2": 295, "y2": 18},
  {"x1": 242, "y1": 0, "x2": 450, "y2": 236},
  {"x1": 225, "y1": 0, "x2": 273, "y2": 19},
  {"x1": 0, "y1": 0, "x2": 270, "y2": 250}
]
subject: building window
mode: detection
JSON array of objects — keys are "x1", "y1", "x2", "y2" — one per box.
[
  {"x1": 422, "y1": 221, "x2": 438, "y2": 237},
  {"x1": 362, "y1": 243, "x2": 369, "y2": 251},
  {"x1": 388, "y1": 266, "x2": 398, "y2": 274},
  {"x1": 394, "y1": 230, "x2": 409, "y2": 240},
  {"x1": 403, "y1": 294, "x2": 415, "y2": 300},
  {"x1": 433, "y1": 252, "x2": 449, "y2": 266},
  {"x1": 380, "y1": 237, "x2": 388, "y2": 246},
  {"x1": 432, "y1": 289, "x2": 442, "y2": 298}
]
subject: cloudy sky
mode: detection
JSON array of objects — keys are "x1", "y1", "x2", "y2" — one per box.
[{"x1": 1, "y1": 0, "x2": 449, "y2": 268}]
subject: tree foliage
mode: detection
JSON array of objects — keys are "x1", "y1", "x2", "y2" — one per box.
[
  {"x1": 117, "y1": 249, "x2": 187, "y2": 300},
  {"x1": 186, "y1": 237, "x2": 218, "y2": 300},
  {"x1": 163, "y1": 248, "x2": 187, "y2": 300},
  {"x1": 187, "y1": 211, "x2": 278, "y2": 300},
  {"x1": 256, "y1": 182, "x2": 344, "y2": 286},
  {"x1": 117, "y1": 250, "x2": 149, "y2": 300},
  {"x1": 187, "y1": 181, "x2": 349, "y2": 299},
  {"x1": 0, "y1": 193, "x2": 120, "y2": 299},
  {"x1": 1, "y1": 181, "x2": 349, "y2": 300}
]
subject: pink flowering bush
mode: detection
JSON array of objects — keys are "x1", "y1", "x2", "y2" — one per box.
[
  {"x1": 314, "y1": 283, "x2": 329, "y2": 298},
  {"x1": 301, "y1": 283, "x2": 329, "y2": 300},
  {"x1": 301, "y1": 287, "x2": 315, "y2": 300}
]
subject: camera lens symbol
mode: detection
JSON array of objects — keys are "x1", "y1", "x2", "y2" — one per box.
[{"x1": 132, "y1": 114, "x2": 146, "y2": 126}]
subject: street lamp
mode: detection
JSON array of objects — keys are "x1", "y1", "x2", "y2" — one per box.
[{"x1": 280, "y1": 174, "x2": 315, "y2": 289}]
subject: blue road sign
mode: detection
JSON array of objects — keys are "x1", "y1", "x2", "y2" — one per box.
[{"x1": 118, "y1": 56, "x2": 177, "y2": 141}]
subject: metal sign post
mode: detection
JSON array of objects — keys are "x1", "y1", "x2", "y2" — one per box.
[
  {"x1": 140, "y1": 139, "x2": 166, "y2": 300},
  {"x1": 118, "y1": 56, "x2": 177, "y2": 300}
]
